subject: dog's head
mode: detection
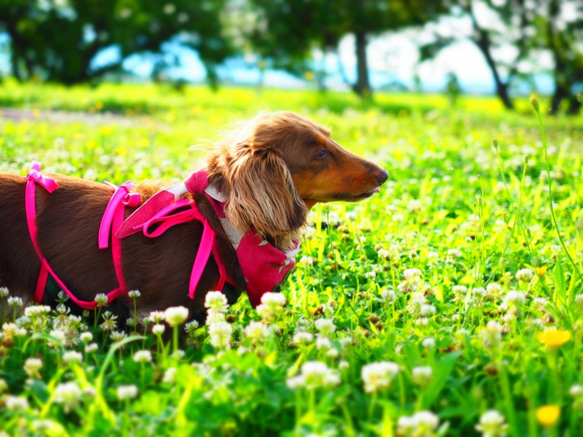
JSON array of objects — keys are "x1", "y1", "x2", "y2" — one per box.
[{"x1": 207, "y1": 111, "x2": 388, "y2": 249}]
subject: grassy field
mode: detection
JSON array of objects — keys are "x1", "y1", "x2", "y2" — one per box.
[{"x1": 1, "y1": 82, "x2": 583, "y2": 436}]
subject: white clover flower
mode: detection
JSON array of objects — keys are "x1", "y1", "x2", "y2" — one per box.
[
  {"x1": 128, "y1": 289, "x2": 141, "y2": 299},
  {"x1": 204, "y1": 291, "x2": 229, "y2": 313},
  {"x1": 152, "y1": 324, "x2": 166, "y2": 336},
  {"x1": 163, "y1": 367, "x2": 177, "y2": 384},
  {"x1": 164, "y1": 306, "x2": 189, "y2": 327},
  {"x1": 339, "y1": 336, "x2": 353, "y2": 349},
  {"x1": 381, "y1": 288, "x2": 397, "y2": 303},
  {"x1": 397, "y1": 411, "x2": 439, "y2": 437},
  {"x1": 447, "y1": 248, "x2": 462, "y2": 259},
  {"x1": 404, "y1": 268, "x2": 422, "y2": 280},
  {"x1": 365, "y1": 271, "x2": 377, "y2": 279},
  {"x1": 407, "y1": 292, "x2": 427, "y2": 316},
  {"x1": 293, "y1": 331, "x2": 314, "y2": 345},
  {"x1": 133, "y1": 350, "x2": 152, "y2": 363},
  {"x1": 47, "y1": 329, "x2": 65, "y2": 346},
  {"x1": 422, "y1": 337, "x2": 436, "y2": 349},
  {"x1": 452, "y1": 285, "x2": 468, "y2": 301},
  {"x1": 63, "y1": 351, "x2": 83, "y2": 364},
  {"x1": 419, "y1": 304, "x2": 436, "y2": 317},
  {"x1": 361, "y1": 361, "x2": 400, "y2": 393},
  {"x1": 25, "y1": 305, "x2": 51, "y2": 318},
  {"x1": 110, "y1": 330, "x2": 127, "y2": 341},
  {"x1": 79, "y1": 332, "x2": 93, "y2": 344},
  {"x1": 480, "y1": 320, "x2": 504, "y2": 349},
  {"x1": 569, "y1": 384, "x2": 583, "y2": 399},
  {"x1": 397, "y1": 415, "x2": 417, "y2": 436},
  {"x1": 339, "y1": 360, "x2": 350, "y2": 370},
  {"x1": 287, "y1": 361, "x2": 340, "y2": 390},
  {"x1": 476, "y1": 410, "x2": 507, "y2": 437},
  {"x1": 315, "y1": 318, "x2": 336, "y2": 336},
  {"x1": 24, "y1": 358, "x2": 43, "y2": 379},
  {"x1": 515, "y1": 268, "x2": 534, "y2": 283},
  {"x1": 54, "y1": 381, "x2": 82, "y2": 412},
  {"x1": 208, "y1": 320, "x2": 232, "y2": 349},
  {"x1": 148, "y1": 311, "x2": 166, "y2": 323},
  {"x1": 486, "y1": 283, "x2": 502, "y2": 298},
  {"x1": 0, "y1": 286, "x2": 9, "y2": 298},
  {"x1": 261, "y1": 291, "x2": 287, "y2": 307},
  {"x1": 326, "y1": 348, "x2": 339, "y2": 358},
  {"x1": 245, "y1": 321, "x2": 270, "y2": 342},
  {"x1": 427, "y1": 251, "x2": 439, "y2": 262},
  {"x1": 117, "y1": 385, "x2": 138, "y2": 401},
  {"x1": 500, "y1": 290, "x2": 527, "y2": 313},
  {"x1": 533, "y1": 297, "x2": 548, "y2": 310},
  {"x1": 4, "y1": 395, "x2": 29, "y2": 411},
  {"x1": 206, "y1": 311, "x2": 226, "y2": 325},
  {"x1": 473, "y1": 287, "x2": 487, "y2": 299},
  {"x1": 185, "y1": 320, "x2": 199, "y2": 333},
  {"x1": 7, "y1": 296, "x2": 23, "y2": 307},
  {"x1": 2, "y1": 322, "x2": 18, "y2": 336},
  {"x1": 414, "y1": 411, "x2": 440, "y2": 435},
  {"x1": 94, "y1": 293, "x2": 108, "y2": 307},
  {"x1": 31, "y1": 419, "x2": 61, "y2": 434},
  {"x1": 85, "y1": 343, "x2": 98, "y2": 353},
  {"x1": 257, "y1": 292, "x2": 286, "y2": 321},
  {"x1": 316, "y1": 336, "x2": 332, "y2": 350},
  {"x1": 172, "y1": 349, "x2": 185, "y2": 360},
  {"x1": 412, "y1": 366, "x2": 433, "y2": 387},
  {"x1": 299, "y1": 256, "x2": 314, "y2": 266}
]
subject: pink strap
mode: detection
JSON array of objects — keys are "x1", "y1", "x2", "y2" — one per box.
[
  {"x1": 97, "y1": 182, "x2": 141, "y2": 300},
  {"x1": 98, "y1": 181, "x2": 140, "y2": 249},
  {"x1": 26, "y1": 164, "x2": 142, "y2": 310},
  {"x1": 26, "y1": 162, "x2": 58, "y2": 303},
  {"x1": 122, "y1": 198, "x2": 223, "y2": 298}
]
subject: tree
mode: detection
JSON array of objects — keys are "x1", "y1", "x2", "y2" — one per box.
[
  {"x1": 421, "y1": 0, "x2": 583, "y2": 115},
  {"x1": 0, "y1": 0, "x2": 233, "y2": 86},
  {"x1": 247, "y1": 0, "x2": 450, "y2": 97},
  {"x1": 421, "y1": 0, "x2": 543, "y2": 111},
  {"x1": 544, "y1": 0, "x2": 583, "y2": 115}
]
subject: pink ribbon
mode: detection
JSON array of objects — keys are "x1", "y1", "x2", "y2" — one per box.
[{"x1": 98, "y1": 182, "x2": 140, "y2": 249}]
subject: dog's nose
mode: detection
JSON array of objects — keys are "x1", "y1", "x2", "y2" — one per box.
[{"x1": 377, "y1": 169, "x2": 389, "y2": 185}]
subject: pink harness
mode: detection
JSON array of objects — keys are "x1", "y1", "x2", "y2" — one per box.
[{"x1": 26, "y1": 163, "x2": 296, "y2": 310}]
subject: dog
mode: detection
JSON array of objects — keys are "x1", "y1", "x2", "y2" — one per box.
[{"x1": 0, "y1": 111, "x2": 388, "y2": 325}]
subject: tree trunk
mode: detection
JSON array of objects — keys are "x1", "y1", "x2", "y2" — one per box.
[
  {"x1": 352, "y1": 31, "x2": 371, "y2": 97},
  {"x1": 568, "y1": 94, "x2": 581, "y2": 115},
  {"x1": 468, "y1": 3, "x2": 514, "y2": 110},
  {"x1": 549, "y1": 84, "x2": 568, "y2": 115}
]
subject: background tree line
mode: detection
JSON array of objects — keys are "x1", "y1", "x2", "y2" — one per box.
[{"x1": 0, "y1": 0, "x2": 581, "y2": 114}]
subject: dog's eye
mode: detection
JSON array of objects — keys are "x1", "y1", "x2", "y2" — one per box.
[{"x1": 316, "y1": 148, "x2": 327, "y2": 159}]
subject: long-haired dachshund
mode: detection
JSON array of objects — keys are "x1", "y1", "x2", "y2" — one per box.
[{"x1": 0, "y1": 111, "x2": 387, "y2": 325}]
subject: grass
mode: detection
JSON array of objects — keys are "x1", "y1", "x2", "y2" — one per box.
[{"x1": 1, "y1": 82, "x2": 583, "y2": 436}]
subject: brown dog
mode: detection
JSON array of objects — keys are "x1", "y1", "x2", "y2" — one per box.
[{"x1": 0, "y1": 111, "x2": 387, "y2": 324}]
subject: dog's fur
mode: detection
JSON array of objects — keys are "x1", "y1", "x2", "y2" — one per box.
[{"x1": 0, "y1": 111, "x2": 387, "y2": 324}]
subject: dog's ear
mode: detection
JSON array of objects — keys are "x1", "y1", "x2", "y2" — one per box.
[{"x1": 223, "y1": 147, "x2": 306, "y2": 247}]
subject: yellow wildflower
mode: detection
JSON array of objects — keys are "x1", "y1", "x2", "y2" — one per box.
[
  {"x1": 536, "y1": 405, "x2": 560, "y2": 427},
  {"x1": 537, "y1": 329, "x2": 572, "y2": 348}
]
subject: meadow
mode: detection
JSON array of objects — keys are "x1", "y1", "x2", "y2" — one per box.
[{"x1": 1, "y1": 80, "x2": 583, "y2": 436}]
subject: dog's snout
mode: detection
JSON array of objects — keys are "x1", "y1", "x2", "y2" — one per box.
[{"x1": 377, "y1": 169, "x2": 389, "y2": 186}]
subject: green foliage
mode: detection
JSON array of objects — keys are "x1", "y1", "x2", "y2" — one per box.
[
  {"x1": 0, "y1": 0, "x2": 232, "y2": 85},
  {"x1": 247, "y1": 0, "x2": 450, "y2": 95},
  {"x1": 1, "y1": 84, "x2": 583, "y2": 435}
]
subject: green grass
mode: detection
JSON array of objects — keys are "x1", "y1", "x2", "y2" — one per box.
[{"x1": 1, "y1": 83, "x2": 583, "y2": 436}]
